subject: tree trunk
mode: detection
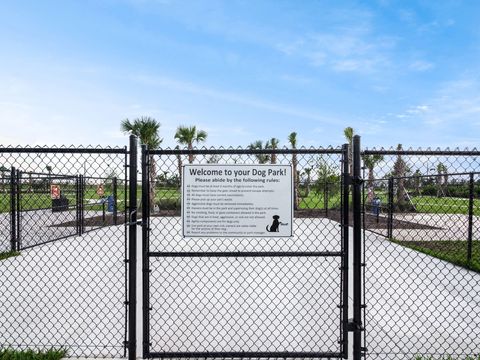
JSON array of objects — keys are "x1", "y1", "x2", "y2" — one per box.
[
  {"x1": 177, "y1": 153, "x2": 183, "y2": 190},
  {"x1": 188, "y1": 143, "x2": 194, "y2": 164},
  {"x1": 292, "y1": 154, "x2": 299, "y2": 209},
  {"x1": 149, "y1": 154, "x2": 157, "y2": 212},
  {"x1": 306, "y1": 174, "x2": 311, "y2": 197}
]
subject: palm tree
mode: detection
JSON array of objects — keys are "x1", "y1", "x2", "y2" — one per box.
[
  {"x1": 436, "y1": 163, "x2": 448, "y2": 197},
  {"x1": 266, "y1": 138, "x2": 280, "y2": 164},
  {"x1": 121, "y1": 116, "x2": 162, "y2": 212},
  {"x1": 303, "y1": 167, "x2": 313, "y2": 197},
  {"x1": 343, "y1": 127, "x2": 354, "y2": 175},
  {"x1": 248, "y1": 140, "x2": 270, "y2": 164},
  {"x1": 174, "y1": 125, "x2": 208, "y2": 164},
  {"x1": 46, "y1": 165, "x2": 52, "y2": 191},
  {"x1": 288, "y1": 132, "x2": 299, "y2": 210},
  {"x1": 363, "y1": 154, "x2": 384, "y2": 189},
  {"x1": 175, "y1": 145, "x2": 182, "y2": 190},
  {"x1": 0, "y1": 165, "x2": 8, "y2": 193},
  {"x1": 413, "y1": 169, "x2": 422, "y2": 195},
  {"x1": 393, "y1": 144, "x2": 407, "y2": 210}
]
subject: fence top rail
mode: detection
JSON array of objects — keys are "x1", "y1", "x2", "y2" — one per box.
[
  {"x1": 148, "y1": 147, "x2": 345, "y2": 156},
  {"x1": 17, "y1": 171, "x2": 78, "y2": 179},
  {"x1": 363, "y1": 149, "x2": 480, "y2": 156},
  {"x1": 0, "y1": 146, "x2": 128, "y2": 154},
  {"x1": 373, "y1": 171, "x2": 480, "y2": 182}
]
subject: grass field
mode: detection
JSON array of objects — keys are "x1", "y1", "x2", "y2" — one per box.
[
  {"x1": 0, "y1": 348, "x2": 67, "y2": 360},
  {"x1": 298, "y1": 191, "x2": 342, "y2": 209},
  {"x1": 0, "y1": 251, "x2": 20, "y2": 261},
  {"x1": 393, "y1": 239, "x2": 480, "y2": 273},
  {"x1": 1, "y1": 185, "x2": 479, "y2": 215},
  {"x1": 411, "y1": 196, "x2": 480, "y2": 216},
  {"x1": 414, "y1": 355, "x2": 480, "y2": 360}
]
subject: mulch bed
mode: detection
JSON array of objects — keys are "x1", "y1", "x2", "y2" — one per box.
[
  {"x1": 52, "y1": 209, "x2": 439, "y2": 230},
  {"x1": 308, "y1": 209, "x2": 442, "y2": 230},
  {"x1": 50, "y1": 214, "x2": 127, "y2": 227}
]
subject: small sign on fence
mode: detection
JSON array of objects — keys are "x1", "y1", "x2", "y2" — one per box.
[
  {"x1": 96, "y1": 184, "x2": 105, "y2": 196},
  {"x1": 182, "y1": 164, "x2": 293, "y2": 237},
  {"x1": 50, "y1": 184, "x2": 61, "y2": 199}
]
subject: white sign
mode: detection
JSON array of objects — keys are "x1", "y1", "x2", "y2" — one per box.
[{"x1": 182, "y1": 164, "x2": 293, "y2": 237}]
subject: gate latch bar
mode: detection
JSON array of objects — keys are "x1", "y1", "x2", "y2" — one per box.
[{"x1": 347, "y1": 318, "x2": 364, "y2": 332}]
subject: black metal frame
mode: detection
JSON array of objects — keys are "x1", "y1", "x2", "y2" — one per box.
[
  {"x1": 141, "y1": 145, "x2": 359, "y2": 359},
  {"x1": 1, "y1": 144, "x2": 133, "y2": 359}
]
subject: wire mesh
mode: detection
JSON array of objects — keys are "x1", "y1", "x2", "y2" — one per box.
[
  {"x1": 144, "y1": 148, "x2": 348, "y2": 357},
  {"x1": 362, "y1": 149, "x2": 480, "y2": 359},
  {"x1": 0, "y1": 147, "x2": 128, "y2": 358}
]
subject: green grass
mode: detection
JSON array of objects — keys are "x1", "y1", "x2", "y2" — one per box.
[
  {"x1": 413, "y1": 355, "x2": 480, "y2": 360},
  {"x1": 0, "y1": 251, "x2": 20, "y2": 261},
  {"x1": 0, "y1": 348, "x2": 67, "y2": 360},
  {"x1": 393, "y1": 239, "x2": 480, "y2": 273},
  {"x1": 411, "y1": 196, "x2": 480, "y2": 216},
  {"x1": 298, "y1": 191, "x2": 342, "y2": 209}
]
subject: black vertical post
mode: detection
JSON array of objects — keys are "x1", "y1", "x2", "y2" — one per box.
[
  {"x1": 76, "y1": 176, "x2": 80, "y2": 236},
  {"x1": 123, "y1": 147, "x2": 129, "y2": 358},
  {"x1": 10, "y1": 167, "x2": 16, "y2": 252},
  {"x1": 79, "y1": 175, "x2": 84, "y2": 235},
  {"x1": 324, "y1": 180, "x2": 328, "y2": 216},
  {"x1": 128, "y1": 135, "x2": 138, "y2": 360},
  {"x1": 341, "y1": 144, "x2": 349, "y2": 358},
  {"x1": 102, "y1": 202, "x2": 106, "y2": 223},
  {"x1": 467, "y1": 173, "x2": 474, "y2": 265},
  {"x1": 352, "y1": 135, "x2": 363, "y2": 360},
  {"x1": 141, "y1": 145, "x2": 150, "y2": 358},
  {"x1": 113, "y1": 177, "x2": 118, "y2": 225},
  {"x1": 16, "y1": 170, "x2": 21, "y2": 250},
  {"x1": 387, "y1": 177, "x2": 394, "y2": 240}
]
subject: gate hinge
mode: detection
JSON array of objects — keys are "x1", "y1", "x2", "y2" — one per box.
[{"x1": 352, "y1": 176, "x2": 364, "y2": 185}]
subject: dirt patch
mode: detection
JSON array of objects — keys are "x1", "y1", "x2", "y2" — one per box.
[
  {"x1": 51, "y1": 209, "x2": 440, "y2": 230},
  {"x1": 315, "y1": 209, "x2": 442, "y2": 230},
  {"x1": 50, "y1": 214, "x2": 127, "y2": 228}
]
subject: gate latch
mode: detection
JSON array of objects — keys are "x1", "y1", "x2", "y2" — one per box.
[{"x1": 347, "y1": 318, "x2": 363, "y2": 332}]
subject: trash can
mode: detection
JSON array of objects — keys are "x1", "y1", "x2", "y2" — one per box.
[
  {"x1": 107, "y1": 195, "x2": 115, "y2": 212},
  {"x1": 52, "y1": 195, "x2": 69, "y2": 212}
]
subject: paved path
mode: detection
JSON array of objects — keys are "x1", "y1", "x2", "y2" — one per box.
[
  {"x1": 1, "y1": 217, "x2": 479, "y2": 359},
  {"x1": 364, "y1": 230, "x2": 480, "y2": 359}
]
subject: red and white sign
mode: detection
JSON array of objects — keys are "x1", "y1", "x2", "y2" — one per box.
[
  {"x1": 50, "y1": 185, "x2": 61, "y2": 199},
  {"x1": 96, "y1": 184, "x2": 105, "y2": 196}
]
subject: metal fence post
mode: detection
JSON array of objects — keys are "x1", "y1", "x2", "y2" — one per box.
[
  {"x1": 141, "y1": 145, "x2": 150, "y2": 358},
  {"x1": 341, "y1": 144, "x2": 349, "y2": 358},
  {"x1": 113, "y1": 177, "x2": 118, "y2": 225},
  {"x1": 76, "y1": 175, "x2": 80, "y2": 236},
  {"x1": 16, "y1": 170, "x2": 21, "y2": 250},
  {"x1": 352, "y1": 135, "x2": 363, "y2": 360},
  {"x1": 467, "y1": 173, "x2": 474, "y2": 265},
  {"x1": 10, "y1": 167, "x2": 16, "y2": 252},
  {"x1": 79, "y1": 175, "x2": 84, "y2": 235},
  {"x1": 387, "y1": 177, "x2": 394, "y2": 240},
  {"x1": 128, "y1": 135, "x2": 138, "y2": 360}
]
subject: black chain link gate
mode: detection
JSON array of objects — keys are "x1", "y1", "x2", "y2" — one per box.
[{"x1": 140, "y1": 144, "x2": 361, "y2": 359}]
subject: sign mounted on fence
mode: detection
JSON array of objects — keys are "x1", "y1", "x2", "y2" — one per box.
[
  {"x1": 96, "y1": 184, "x2": 105, "y2": 196},
  {"x1": 182, "y1": 164, "x2": 293, "y2": 237},
  {"x1": 50, "y1": 184, "x2": 61, "y2": 199}
]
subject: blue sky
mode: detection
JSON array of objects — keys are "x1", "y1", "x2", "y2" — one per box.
[{"x1": 1, "y1": 0, "x2": 479, "y2": 149}]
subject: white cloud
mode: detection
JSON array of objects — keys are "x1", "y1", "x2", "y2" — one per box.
[
  {"x1": 130, "y1": 74, "x2": 343, "y2": 125},
  {"x1": 409, "y1": 60, "x2": 434, "y2": 71}
]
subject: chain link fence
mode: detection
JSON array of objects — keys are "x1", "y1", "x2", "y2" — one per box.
[
  {"x1": 142, "y1": 148, "x2": 350, "y2": 358},
  {"x1": 0, "y1": 147, "x2": 129, "y2": 358},
  {"x1": 362, "y1": 148, "x2": 480, "y2": 359}
]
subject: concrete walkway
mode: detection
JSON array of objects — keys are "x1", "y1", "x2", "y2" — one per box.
[{"x1": 1, "y1": 217, "x2": 479, "y2": 359}]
